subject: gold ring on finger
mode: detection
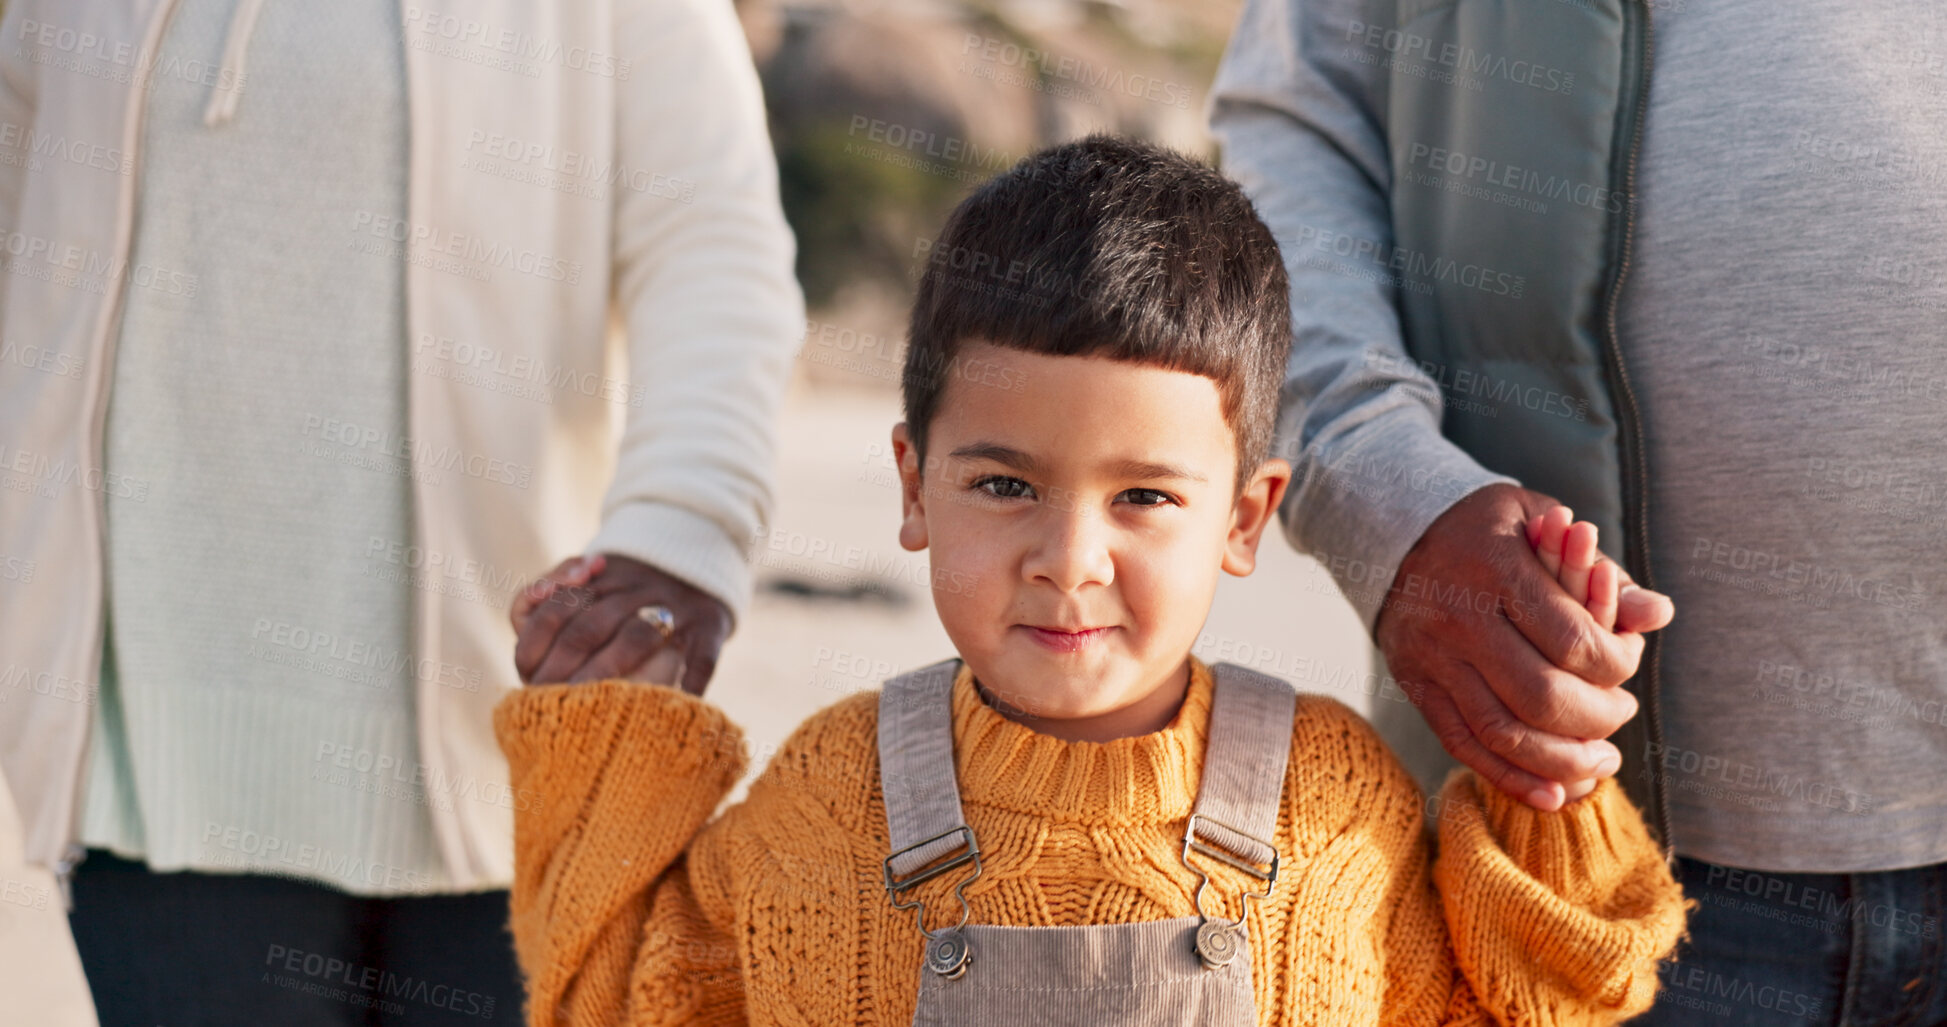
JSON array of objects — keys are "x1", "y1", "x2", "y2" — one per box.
[{"x1": 636, "y1": 604, "x2": 676, "y2": 640}]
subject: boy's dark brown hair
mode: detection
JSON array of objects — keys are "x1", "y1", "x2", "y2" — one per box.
[{"x1": 902, "y1": 133, "x2": 1291, "y2": 493}]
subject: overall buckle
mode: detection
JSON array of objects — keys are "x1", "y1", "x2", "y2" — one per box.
[
  {"x1": 884, "y1": 826, "x2": 982, "y2": 979},
  {"x1": 1180, "y1": 814, "x2": 1277, "y2": 971}
]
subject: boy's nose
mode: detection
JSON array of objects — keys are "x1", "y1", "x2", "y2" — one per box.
[{"x1": 1020, "y1": 507, "x2": 1115, "y2": 592}]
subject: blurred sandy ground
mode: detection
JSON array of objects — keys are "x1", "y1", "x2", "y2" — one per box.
[{"x1": 703, "y1": 0, "x2": 1414, "y2": 789}]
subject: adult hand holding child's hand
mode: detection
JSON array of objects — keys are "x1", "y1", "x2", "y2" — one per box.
[
  {"x1": 509, "y1": 553, "x2": 730, "y2": 695},
  {"x1": 1376, "y1": 483, "x2": 1675, "y2": 811}
]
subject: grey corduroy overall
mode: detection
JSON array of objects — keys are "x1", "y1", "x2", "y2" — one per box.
[{"x1": 877, "y1": 660, "x2": 1298, "y2": 1026}]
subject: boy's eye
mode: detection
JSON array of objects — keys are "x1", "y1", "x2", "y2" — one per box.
[
  {"x1": 1119, "y1": 488, "x2": 1177, "y2": 507},
  {"x1": 974, "y1": 475, "x2": 1036, "y2": 500}
]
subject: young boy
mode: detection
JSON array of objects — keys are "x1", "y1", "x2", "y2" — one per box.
[{"x1": 496, "y1": 136, "x2": 1684, "y2": 1026}]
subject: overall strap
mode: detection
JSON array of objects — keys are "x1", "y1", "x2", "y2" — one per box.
[
  {"x1": 1191, "y1": 664, "x2": 1298, "y2": 872},
  {"x1": 878, "y1": 659, "x2": 971, "y2": 881},
  {"x1": 879, "y1": 659, "x2": 1297, "y2": 874}
]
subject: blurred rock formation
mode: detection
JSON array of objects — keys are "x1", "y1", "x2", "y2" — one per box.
[{"x1": 736, "y1": 0, "x2": 1241, "y2": 388}]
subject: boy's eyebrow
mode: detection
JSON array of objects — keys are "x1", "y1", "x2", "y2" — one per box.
[
  {"x1": 1108, "y1": 458, "x2": 1208, "y2": 483},
  {"x1": 947, "y1": 443, "x2": 1208, "y2": 483},
  {"x1": 949, "y1": 442, "x2": 1038, "y2": 471}
]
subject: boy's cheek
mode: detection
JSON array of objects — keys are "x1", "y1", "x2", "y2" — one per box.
[
  {"x1": 1104, "y1": 545, "x2": 1206, "y2": 645},
  {"x1": 926, "y1": 553, "x2": 1005, "y2": 642},
  {"x1": 924, "y1": 516, "x2": 1014, "y2": 587},
  {"x1": 1147, "y1": 565, "x2": 1224, "y2": 657}
]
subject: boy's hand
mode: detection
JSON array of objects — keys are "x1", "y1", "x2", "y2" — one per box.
[
  {"x1": 510, "y1": 553, "x2": 729, "y2": 695},
  {"x1": 1525, "y1": 506, "x2": 1621, "y2": 632},
  {"x1": 1523, "y1": 507, "x2": 1627, "y2": 801}
]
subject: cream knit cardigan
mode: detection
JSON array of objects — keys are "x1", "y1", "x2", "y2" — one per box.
[{"x1": 0, "y1": 0, "x2": 804, "y2": 890}]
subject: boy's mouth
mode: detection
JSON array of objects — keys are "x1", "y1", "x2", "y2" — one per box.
[{"x1": 1020, "y1": 625, "x2": 1114, "y2": 654}]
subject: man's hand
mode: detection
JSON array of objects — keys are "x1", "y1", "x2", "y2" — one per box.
[
  {"x1": 511, "y1": 553, "x2": 731, "y2": 695},
  {"x1": 1376, "y1": 484, "x2": 1674, "y2": 811}
]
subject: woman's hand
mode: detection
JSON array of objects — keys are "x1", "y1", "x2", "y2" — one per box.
[{"x1": 511, "y1": 553, "x2": 731, "y2": 695}]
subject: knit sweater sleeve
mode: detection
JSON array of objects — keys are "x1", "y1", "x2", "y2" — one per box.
[
  {"x1": 1307, "y1": 696, "x2": 1681, "y2": 1026},
  {"x1": 494, "y1": 680, "x2": 751, "y2": 1027},
  {"x1": 1430, "y1": 770, "x2": 1688, "y2": 1024},
  {"x1": 1324, "y1": 704, "x2": 1485, "y2": 1027}
]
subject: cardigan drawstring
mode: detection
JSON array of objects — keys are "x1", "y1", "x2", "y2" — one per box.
[{"x1": 201, "y1": 0, "x2": 264, "y2": 127}]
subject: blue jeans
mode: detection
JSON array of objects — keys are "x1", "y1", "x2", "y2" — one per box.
[{"x1": 1632, "y1": 856, "x2": 1947, "y2": 1025}]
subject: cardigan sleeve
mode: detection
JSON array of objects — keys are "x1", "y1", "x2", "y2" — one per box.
[
  {"x1": 494, "y1": 681, "x2": 752, "y2": 1027},
  {"x1": 1431, "y1": 771, "x2": 1689, "y2": 1024},
  {"x1": 590, "y1": 0, "x2": 805, "y2": 625}
]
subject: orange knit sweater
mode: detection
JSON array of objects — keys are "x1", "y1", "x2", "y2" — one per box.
[{"x1": 494, "y1": 658, "x2": 1686, "y2": 1026}]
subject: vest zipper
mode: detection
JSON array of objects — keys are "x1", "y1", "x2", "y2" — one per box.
[{"x1": 1597, "y1": 0, "x2": 1669, "y2": 849}]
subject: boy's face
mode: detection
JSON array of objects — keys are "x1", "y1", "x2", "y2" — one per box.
[{"x1": 892, "y1": 341, "x2": 1290, "y2": 740}]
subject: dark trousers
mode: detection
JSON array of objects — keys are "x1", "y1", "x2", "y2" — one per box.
[
  {"x1": 1632, "y1": 855, "x2": 1947, "y2": 1026},
  {"x1": 68, "y1": 849, "x2": 524, "y2": 1027}
]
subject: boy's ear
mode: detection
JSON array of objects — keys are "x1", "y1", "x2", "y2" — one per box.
[
  {"x1": 1222, "y1": 458, "x2": 1292, "y2": 577},
  {"x1": 891, "y1": 423, "x2": 929, "y2": 552}
]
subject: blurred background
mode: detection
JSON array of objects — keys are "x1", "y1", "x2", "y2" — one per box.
[{"x1": 712, "y1": 0, "x2": 1384, "y2": 781}]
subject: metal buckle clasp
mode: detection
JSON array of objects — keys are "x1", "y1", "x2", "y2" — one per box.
[
  {"x1": 1179, "y1": 814, "x2": 1277, "y2": 970},
  {"x1": 883, "y1": 826, "x2": 982, "y2": 978}
]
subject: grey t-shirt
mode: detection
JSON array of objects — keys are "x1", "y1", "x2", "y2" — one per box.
[{"x1": 1619, "y1": 2, "x2": 1947, "y2": 871}]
